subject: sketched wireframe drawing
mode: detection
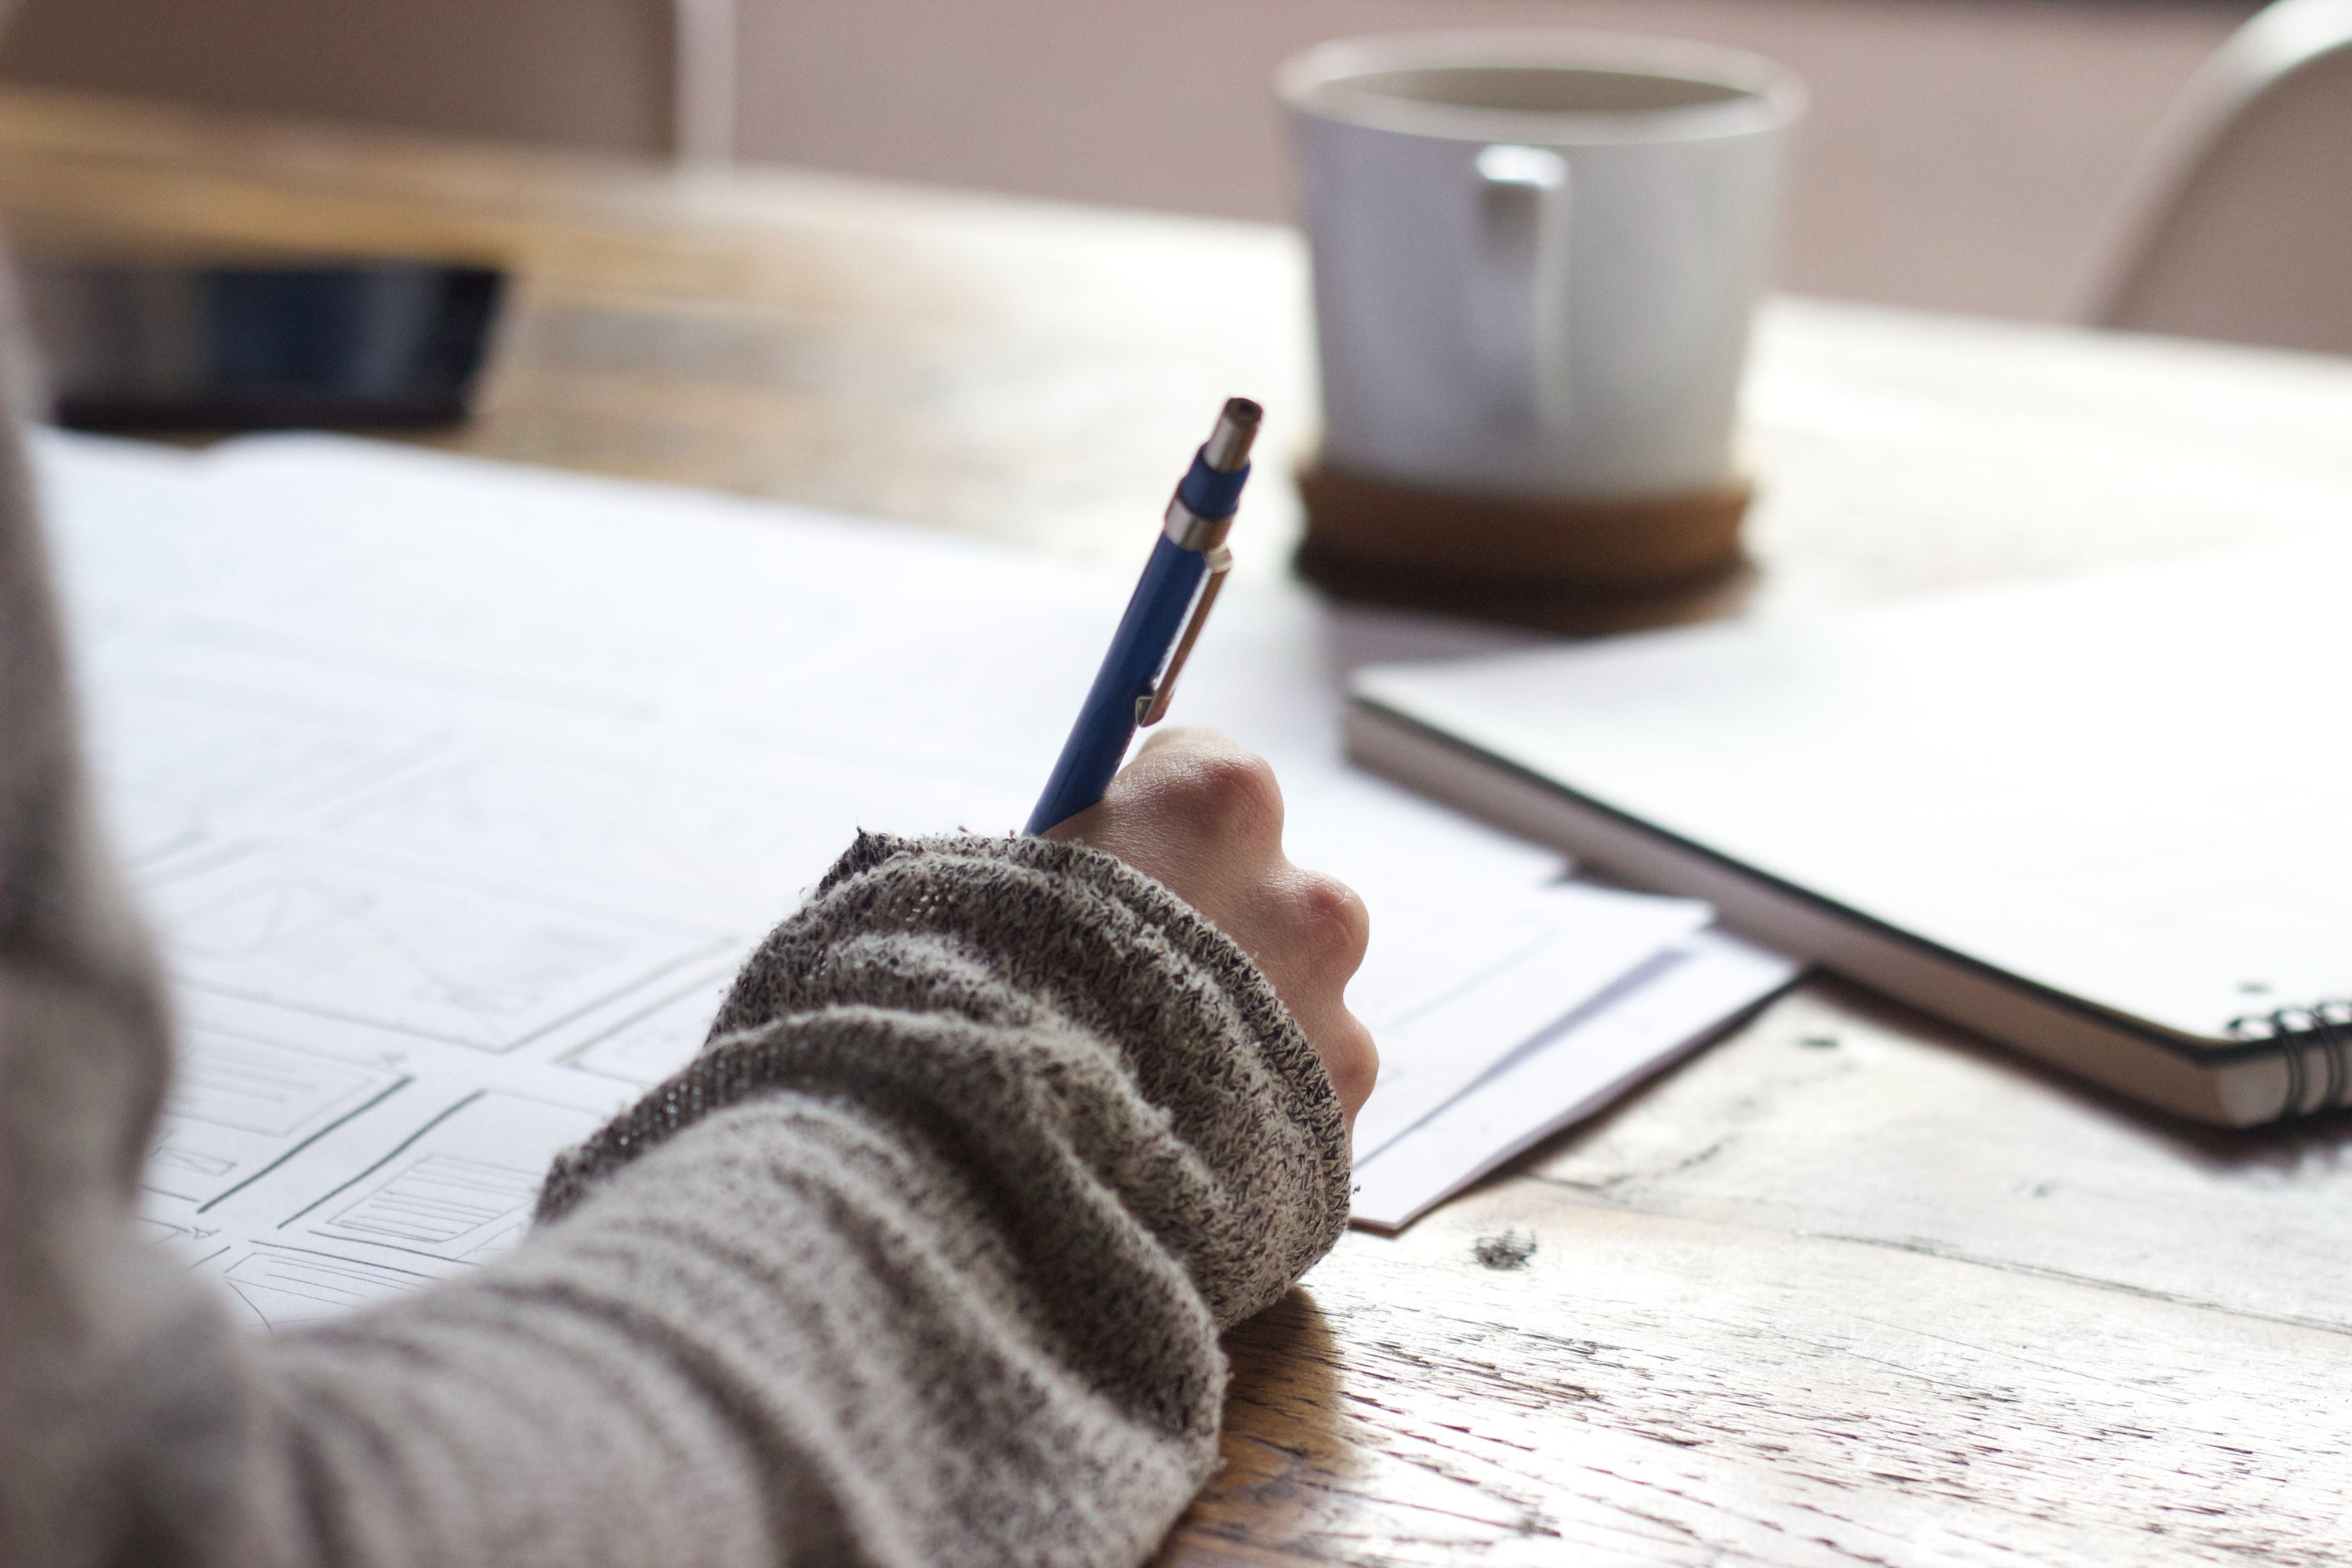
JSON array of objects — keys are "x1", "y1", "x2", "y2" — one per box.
[
  {"x1": 564, "y1": 968, "x2": 738, "y2": 1087},
  {"x1": 219, "y1": 1247, "x2": 434, "y2": 1330},
  {"x1": 142, "y1": 1028, "x2": 409, "y2": 1206},
  {"x1": 285, "y1": 1092, "x2": 606, "y2": 1271},
  {"x1": 143, "y1": 844, "x2": 728, "y2": 1051}
]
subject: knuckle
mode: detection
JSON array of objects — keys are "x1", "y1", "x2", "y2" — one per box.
[
  {"x1": 1288, "y1": 873, "x2": 1370, "y2": 970},
  {"x1": 1324, "y1": 1019, "x2": 1380, "y2": 1109},
  {"x1": 1171, "y1": 748, "x2": 1283, "y2": 838}
]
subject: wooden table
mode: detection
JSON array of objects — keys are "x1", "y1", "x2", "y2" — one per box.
[{"x1": 8, "y1": 88, "x2": 2352, "y2": 1566}]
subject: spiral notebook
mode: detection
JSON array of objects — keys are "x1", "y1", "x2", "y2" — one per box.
[{"x1": 1348, "y1": 525, "x2": 2352, "y2": 1127}]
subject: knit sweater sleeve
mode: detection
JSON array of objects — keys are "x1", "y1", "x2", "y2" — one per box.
[
  {"x1": 0, "y1": 330, "x2": 1352, "y2": 1561},
  {"x1": 14, "y1": 825, "x2": 1352, "y2": 1568},
  {"x1": 254, "y1": 827, "x2": 1350, "y2": 1568}
]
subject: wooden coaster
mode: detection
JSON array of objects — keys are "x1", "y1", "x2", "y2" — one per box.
[{"x1": 1295, "y1": 458, "x2": 1755, "y2": 632}]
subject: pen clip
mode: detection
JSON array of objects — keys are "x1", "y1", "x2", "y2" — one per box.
[{"x1": 1136, "y1": 545, "x2": 1232, "y2": 727}]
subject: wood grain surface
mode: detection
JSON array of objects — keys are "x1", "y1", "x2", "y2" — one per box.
[{"x1": 5, "y1": 88, "x2": 2350, "y2": 1566}]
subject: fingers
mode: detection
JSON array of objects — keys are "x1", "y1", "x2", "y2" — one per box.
[
  {"x1": 1044, "y1": 729, "x2": 1285, "y2": 925},
  {"x1": 1245, "y1": 869, "x2": 1368, "y2": 1022},
  {"x1": 1038, "y1": 727, "x2": 1378, "y2": 1128},
  {"x1": 1124, "y1": 728, "x2": 1286, "y2": 851},
  {"x1": 1264, "y1": 869, "x2": 1378, "y2": 1121},
  {"x1": 1287, "y1": 869, "x2": 1372, "y2": 982},
  {"x1": 1307, "y1": 1009, "x2": 1380, "y2": 1124},
  {"x1": 1043, "y1": 728, "x2": 1279, "y2": 855}
]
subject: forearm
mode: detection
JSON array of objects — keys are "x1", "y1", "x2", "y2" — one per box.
[
  {"x1": 262, "y1": 1086, "x2": 1204, "y2": 1566},
  {"x1": 239, "y1": 833, "x2": 1348, "y2": 1568}
]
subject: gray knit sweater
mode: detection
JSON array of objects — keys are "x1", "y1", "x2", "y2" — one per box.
[{"x1": 0, "y1": 394, "x2": 1352, "y2": 1562}]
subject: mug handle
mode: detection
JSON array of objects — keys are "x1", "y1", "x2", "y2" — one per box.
[{"x1": 1468, "y1": 143, "x2": 1570, "y2": 435}]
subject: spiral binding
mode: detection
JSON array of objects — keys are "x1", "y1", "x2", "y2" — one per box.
[{"x1": 2227, "y1": 999, "x2": 2352, "y2": 1115}]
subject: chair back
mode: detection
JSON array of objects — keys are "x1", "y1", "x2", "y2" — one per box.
[{"x1": 2093, "y1": 0, "x2": 2352, "y2": 354}]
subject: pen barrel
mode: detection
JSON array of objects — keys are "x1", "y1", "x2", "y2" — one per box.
[{"x1": 1023, "y1": 534, "x2": 1209, "y2": 835}]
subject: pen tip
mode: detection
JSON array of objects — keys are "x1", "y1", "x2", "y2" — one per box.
[{"x1": 1203, "y1": 397, "x2": 1263, "y2": 472}]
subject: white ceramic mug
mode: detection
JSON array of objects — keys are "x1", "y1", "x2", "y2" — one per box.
[{"x1": 1281, "y1": 32, "x2": 1803, "y2": 502}]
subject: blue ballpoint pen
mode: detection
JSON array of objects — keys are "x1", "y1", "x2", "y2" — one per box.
[{"x1": 1023, "y1": 397, "x2": 1261, "y2": 835}]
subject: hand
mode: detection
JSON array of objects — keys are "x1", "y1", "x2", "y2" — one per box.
[{"x1": 1043, "y1": 728, "x2": 1377, "y2": 1130}]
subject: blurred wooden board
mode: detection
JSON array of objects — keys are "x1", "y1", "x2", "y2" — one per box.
[{"x1": 5, "y1": 86, "x2": 2351, "y2": 1566}]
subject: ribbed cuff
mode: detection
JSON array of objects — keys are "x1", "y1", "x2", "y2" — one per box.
[{"x1": 537, "y1": 833, "x2": 1350, "y2": 1324}]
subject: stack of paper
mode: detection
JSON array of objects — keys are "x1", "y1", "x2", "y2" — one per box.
[
  {"x1": 1347, "y1": 930, "x2": 1795, "y2": 1229},
  {"x1": 38, "y1": 430, "x2": 1796, "y2": 1323}
]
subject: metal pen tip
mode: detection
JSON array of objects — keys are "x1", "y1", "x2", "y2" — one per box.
[{"x1": 1202, "y1": 397, "x2": 1263, "y2": 473}]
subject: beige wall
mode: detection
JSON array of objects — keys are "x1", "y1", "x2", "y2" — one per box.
[
  {"x1": 0, "y1": 0, "x2": 2257, "y2": 321},
  {"x1": 735, "y1": 0, "x2": 2249, "y2": 321}
]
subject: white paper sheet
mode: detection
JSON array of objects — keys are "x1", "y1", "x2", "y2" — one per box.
[
  {"x1": 1345, "y1": 883, "x2": 1711, "y2": 1162},
  {"x1": 1349, "y1": 931, "x2": 1802, "y2": 1231},
  {"x1": 34, "y1": 429, "x2": 1787, "y2": 1303}
]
